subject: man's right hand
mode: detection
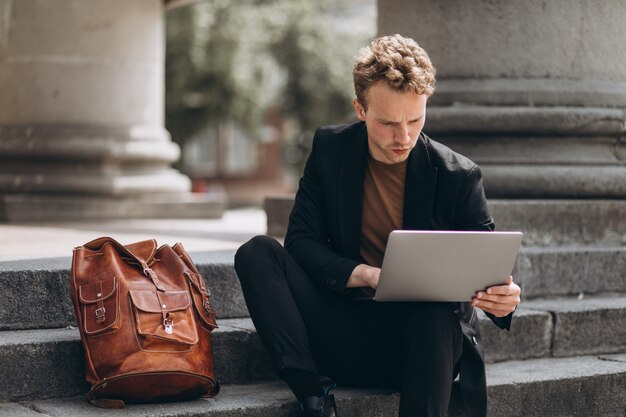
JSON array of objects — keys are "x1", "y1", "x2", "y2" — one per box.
[{"x1": 346, "y1": 264, "x2": 381, "y2": 290}]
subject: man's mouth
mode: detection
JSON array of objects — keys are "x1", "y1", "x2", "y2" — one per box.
[{"x1": 392, "y1": 149, "x2": 408, "y2": 155}]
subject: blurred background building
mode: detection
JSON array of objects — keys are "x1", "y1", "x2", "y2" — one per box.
[
  {"x1": 0, "y1": 0, "x2": 375, "y2": 221},
  {"x1": 1, "y1": 0, "x2": 624, "y2": 220},
  {"x1": 165, "y1": 0, "x2": 376, "y2": 207}
]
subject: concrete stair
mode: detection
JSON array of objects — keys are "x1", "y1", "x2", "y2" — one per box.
[
  {"x1": 1, "y1": 201, "x2": 626, "y2": 416},
  {"x1": 4, "y1": 247, "x2": 626, "y2": 330},
  {"x1": 1, "y1": 298, "x2": 626, "y2": 402},
  {"x1": 1, "y1": 355, "x2": 626, "y2": 417},
  {"x1": 266, "y1": 198, "x2": 626, "y2": 246}
]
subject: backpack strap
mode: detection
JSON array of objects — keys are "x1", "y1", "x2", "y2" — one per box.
[
  {"x1": 81, "y1": 237, "x2": 166, "y2": 291},
  {"x1": 85, "y1": 389, "x2": 125, "y2": 409},
  {"x1": 88, "y1": 397, "x2": 126, "y2": 409}
]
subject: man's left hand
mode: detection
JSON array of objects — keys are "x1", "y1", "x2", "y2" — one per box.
[{"x1": 471, "y1": 276, "x2": 521, "y2": 317}]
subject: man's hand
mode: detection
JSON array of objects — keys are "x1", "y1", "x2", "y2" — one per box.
[
  {"x1": 472, "y1": 276, "x2": 521, "y2": 317},
  {"x1": 347, "y1": 264, "x2": 380, "y2": 289}
]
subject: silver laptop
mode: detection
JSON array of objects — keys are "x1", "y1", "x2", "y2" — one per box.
[{"x1": 373, "y1": 230, "x2": 523, "y2": 302}]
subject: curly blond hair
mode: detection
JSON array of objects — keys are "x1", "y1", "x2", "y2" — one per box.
[{"x1": 354, "y1": 34, "x2": 436, "y2": 110}]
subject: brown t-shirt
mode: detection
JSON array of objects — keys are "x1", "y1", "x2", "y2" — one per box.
[{"x1": 360, "y1": 155, "x2": 407, "y2": 268}]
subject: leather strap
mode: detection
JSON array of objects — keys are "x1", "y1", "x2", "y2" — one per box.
[
  {"x1": 86, "y1": 390, "x2": 125, "y2": 409},
  {"x1": 141, "y1": 261, "x2": 167, "y2": 292},
  {"x1": 88, "y1": 397, "x2": 126, "y2": 409},
  {"x1": 94, "y1": 281, "x2": 106, "y2": 324}
]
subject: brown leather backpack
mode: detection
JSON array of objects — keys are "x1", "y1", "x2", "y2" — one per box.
[{"x1": 70, "y1": 237, "x2": 219, "y2": 408}]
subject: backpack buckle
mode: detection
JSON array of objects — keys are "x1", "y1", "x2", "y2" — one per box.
[
  {"x1": 163, "y1": 314, "x2": 174, "y2": 335},
  {"x1": 95, "y1": 307, "x2": 106, "y2": 323}
]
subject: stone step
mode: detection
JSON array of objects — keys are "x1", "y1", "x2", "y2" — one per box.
[
  {"x1": 515, "y1": 245, "x2": 626, "y2": 297},
  {"x1": 488, "y1": 199, "x2": 626, "y2": 246},
  {"x1": 0, "y1": 319, "x2": 273, "y2": 402},
  {"x1": 2, "y1": 354, "x2": 626, "y2": 417},
  {"x1": 265, "y1": 196, "x2": 626, "y2": 246},
  {"x1": 0, "y1": 251, "x2": 244, "y2": 331},
  {"x1": 521, "y1": 296, "x2": 626, "y2": 357},
  {"x1": 1, "y1": 193, "x2": 228, "y2": 222},
  {"x1": 482, "y1": 295, "x2": 626, "y2": 362},
  {"x1": 1, "y1": 296, "x2": 625, "y2": 402},
  {"x1": 2, "y1": 247, "x2": 626, "y2": 331}
]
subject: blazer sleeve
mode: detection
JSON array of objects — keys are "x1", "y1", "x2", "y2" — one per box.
[
  {"x1": 284, "y1": 130, "x2": 360, "y2": 293},
  {"x1": 454, "y1": 165, "x2": 495, "y2": 232},
  {"x1": 455, "y1": 164, "x2": 514, "y2": 331}
]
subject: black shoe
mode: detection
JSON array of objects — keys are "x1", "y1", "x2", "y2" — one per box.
[{"x1": 289, "y1": 394, "x2": 338, "y2": 417}]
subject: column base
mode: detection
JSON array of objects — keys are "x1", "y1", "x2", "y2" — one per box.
[
  {"x1": 0, "y1": 192, "x2": 227, "y2": 222},
  {"x1": 480, "y1": 165, "x2": 626, "y2": 198},
  {"x1": 0, "y1": 124, "x2": 193, "y2": 195},
  {"x1": 424, "y1": 98, "x2": 626, "y2": 198}
]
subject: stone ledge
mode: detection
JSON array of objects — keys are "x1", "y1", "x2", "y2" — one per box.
[
  {"x1": 4, "y1": 354, "x2": 626, "y2": 417},
  {"x1": 480, "y1": 165, "x2": 626, "y2": 198},
  {"x1": 265, "y1": 196, "x2": 626, "y2": 246},
  {"x1": 489, "y1": 199, "x2": 626, "y2": 246},
  {"x1": 429, "y1": 79, "x2": 626, "y2": 108},
  {"x1": 264, "y1": 195, "x2": 294, "y2": 238},
  {"x1": 0, "y1": 320, "x2": 274, "y2": 401},
  {"x1": 0, "y1": 124, "x2": 176, "y2": 162},
  {"x1": 2, "y1": 300, "x2": 624, "y2": 402},
  {"x1": 523, "y1": 296, "x2": 626, "y2": 357},
  {"x1": 0, "y1": 192, "x2": 227, "y2": 222},
  {"x1": 3, "y1": 249, "x2": 626, "y2": 330},
  {"x1": 485, "y1": 354, "x2": 626, "y2": 417},
  {"x1": 425, "y1": 106, "x2": 626, "y2": 136},
  {"x1": 516, "y1": 246, "x2": 626, "y2": 297},
  {"x1": 0, "y1": 250, "x2": 244, "y2": 331},
  {"x1": 478, "y1": 309, "x2": 552, "y2": 363}
]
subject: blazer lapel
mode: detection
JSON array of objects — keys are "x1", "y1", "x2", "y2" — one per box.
[
  {"x1": 337, "y1": 123, "x2": 368, "y2": 260},
  {"x1": 403, "y1": 133, "x2": 438, "y2": 230}
]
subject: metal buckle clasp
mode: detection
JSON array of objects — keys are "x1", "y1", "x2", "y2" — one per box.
[
  {"x1": 202, "y1": 299, "x2": 212, "y2": 315},
  {"x1": 163, "y1": 313, "x2": 173, "y2": 334},
  {"x1": 95, "y1": 307, "x2": 106, "y2": 323}
]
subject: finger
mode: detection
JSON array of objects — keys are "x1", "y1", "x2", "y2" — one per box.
[
  {"x1": 476, "y1": 293, "x2": 521, "y2": 305},
  {"x1": 477, "y1": 290, "x2": 520, "y2": 302},
  {"x1": 472, "y1": 298, "x2": 514, "y2": 314},
  {"x1": 472, "y1": 298, "x2": 516, "y2": 312},
  {"x1": 483, "y1": 285, "x2": 512, "y2": 296},
  {"x1": 485, "y1": 276, "x2": 517, "y2": 295},
  {"x1": 486, "y1": 283, "x2": 520, "y2": 296}
]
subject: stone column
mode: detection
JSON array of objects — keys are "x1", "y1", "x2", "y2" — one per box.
[
  {"x1": 0, "y1": 0, "x2": 224, "y2": 221},
  {"x1": 378, "y1": 0, "x2": 626, "y2": 198}
]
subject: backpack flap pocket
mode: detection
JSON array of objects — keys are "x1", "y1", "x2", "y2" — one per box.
[
  {"x1": 79, "y1": 277, "x2": 120, "y2": 335},
  {"x1": 129, "y1": 290, "x2": 199, "y2": 350},
  {"x1": 185, "y1": 271, "x2": 218, "y2": 331}
]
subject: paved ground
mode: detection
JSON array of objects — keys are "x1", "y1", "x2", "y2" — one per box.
[{"x1": 0, "y1": 208, "x2": 266, "y2": 262}]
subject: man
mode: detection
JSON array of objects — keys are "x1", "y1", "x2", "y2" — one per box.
[{"x1": 235, "y1": 34, "x2": 521, "y2": 417}]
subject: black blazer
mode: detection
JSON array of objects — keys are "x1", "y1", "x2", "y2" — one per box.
[{"x1": 284, "y1": 121, "x2": 513, "y2": 417}]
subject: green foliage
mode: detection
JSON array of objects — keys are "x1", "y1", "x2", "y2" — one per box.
[{"x1": 165, "y1": 0, "x2": 375, "y2": 145}]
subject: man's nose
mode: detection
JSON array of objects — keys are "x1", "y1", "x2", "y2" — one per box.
[{"x1": 395, "y1": 124, "x2": 411, "y2": 143}]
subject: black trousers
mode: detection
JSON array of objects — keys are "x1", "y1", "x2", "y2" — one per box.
[{"x1": 234, "y1": 236, "x2": 463, "y2": 417}]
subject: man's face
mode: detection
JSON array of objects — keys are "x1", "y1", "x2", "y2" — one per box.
[{"x1": 353, "y1": 81, "x2": 428, "y2": 164}]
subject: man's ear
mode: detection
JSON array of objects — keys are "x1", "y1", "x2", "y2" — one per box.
[{"x1": 352, "y1": 98, "x2": 366, "y2": 121}]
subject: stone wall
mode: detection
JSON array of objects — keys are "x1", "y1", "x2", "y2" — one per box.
[{"x1": 378, "y1": 0, "x2": 626, "y2": 198}]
